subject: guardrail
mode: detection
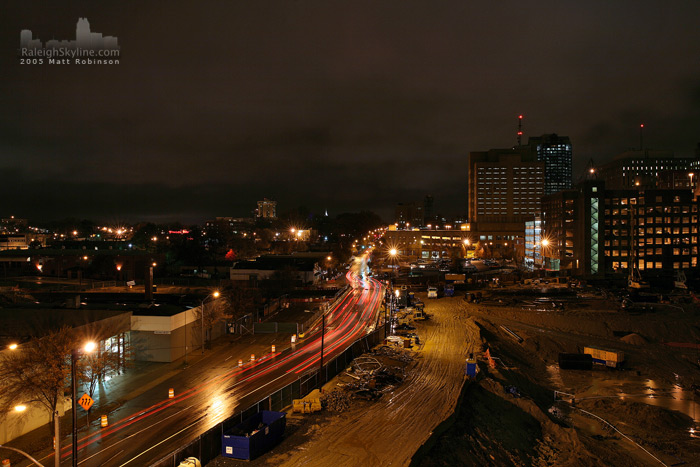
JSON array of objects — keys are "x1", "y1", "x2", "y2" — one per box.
[{"x1": 150, "y1": 324, "x2": 387, "y2": 467}]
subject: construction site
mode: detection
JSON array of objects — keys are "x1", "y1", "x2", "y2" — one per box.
[{"x1": 210, "y1": 282, "x2": 700, "y2": 466}]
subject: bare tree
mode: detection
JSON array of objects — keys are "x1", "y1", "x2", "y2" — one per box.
[
  {"x1": 0, "y1": 326, "x2": 77, "y2": 467},
  {"x1": 79, "y1": 332, "x2": 132, "y2": 425},
  {"x1": 195, "y1": 297, "x2": 228, "y2": 349}
]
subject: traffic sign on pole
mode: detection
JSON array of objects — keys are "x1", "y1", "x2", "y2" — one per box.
[{"x1": 77, "y1": 393, "x2": 94, "y2": 411}]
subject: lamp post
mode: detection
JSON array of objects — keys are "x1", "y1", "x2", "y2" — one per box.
[
  {"x1": 71, "y1": 341, "x2": 96, "y2": 467},
  {"x1": 541, "y1": 239, "x2": 550, "y2": 271},
  {"x1": 389, "y1": 248, "x2": 398, "y2": 278},
  {"x1": 201, "y1": 291, "x2": 220, "y2": 354}
]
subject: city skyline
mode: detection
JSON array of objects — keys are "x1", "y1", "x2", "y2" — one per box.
[
  {"x1": 2, "y1": 1, "x2": 700, "y2": 222},
  {"x1": 20, "y1": 17, "x2": 120, "y2": 51}
]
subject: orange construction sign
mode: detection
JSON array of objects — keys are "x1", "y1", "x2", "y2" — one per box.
[
  {"x1": 484, "y1": 348, "x2": 496, "y2": 369},
  {"x1": 77, "y1": 393, "x2": 94, "y2": 411}
]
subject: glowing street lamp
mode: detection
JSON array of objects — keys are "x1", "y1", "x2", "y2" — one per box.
[
  {"x1": 72, "y1": 341, "x2": 97, "y2": 466},
  {"x1": 201, "y1": 291, "x2": 220, "y2": 354}
]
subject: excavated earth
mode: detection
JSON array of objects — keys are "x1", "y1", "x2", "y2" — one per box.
[{"x1": 211, "y1": 286, "x2": 700, "y2": 466}]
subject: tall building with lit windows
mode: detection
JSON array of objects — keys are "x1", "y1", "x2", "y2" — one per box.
[
  {"x1": 605, "y1": 188, "x2": 698, "y2": 275},
  {"x1": 597, "y1": 150, "x2": 699, "y2": 189},
  {"x1": 467, "y1": 147, "x2": 544, "y2": 250},
  {"x1": 467, "y1": 147, "x2": 544, "y2": 223},
  {"x1": 541, "y1": 179, "x2": 698, "y2": 278},
  {"x1": 527, "y1": 134, "x2": 572, "y2": 195},
  {"x1": 256, "y1": 198, "x2": 277, "y2": 219},
  {"x1": 541, "y1": 181, "x2": 604, "y2": 276}
]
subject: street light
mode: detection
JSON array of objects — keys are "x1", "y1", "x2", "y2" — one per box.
[
  {"x1": 72, "y1": 341, "x2": 96, "y2": 467},
  {"x1": 540, "y1": 239, "x2": 550, "y2": 270},
  {"x1": 201, "y1": 291, "x2": 220, "y2": 354}
]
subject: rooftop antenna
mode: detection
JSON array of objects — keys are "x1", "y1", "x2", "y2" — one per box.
[
  {"x1": 639, "y1": 123, "x2": 644, "y2": 151},
  {"x1": 578, "y1": 158, "x2": 597, "y2": 183},
  {"x1": 517, "y1": 115, "x2": 523, "y2": 146}
]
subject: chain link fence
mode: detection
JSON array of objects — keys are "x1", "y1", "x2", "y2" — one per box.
[{"x1": 150, "y1": 325, "x2": 386, "y2": 467}]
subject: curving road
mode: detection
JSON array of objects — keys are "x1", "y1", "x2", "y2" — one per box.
[{"x1": 26, "y1": 264, "x2": 383, "y2": 467}]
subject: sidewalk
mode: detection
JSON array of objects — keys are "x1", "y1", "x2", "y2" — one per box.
[
  {"x1": 3, "y1": 291, "x2": 341, "y2": 466},
  {"x1": 3, "y1": 332, "x2": 289, "y2": 466}
]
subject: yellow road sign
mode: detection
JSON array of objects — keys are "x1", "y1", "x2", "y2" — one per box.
[{"x1": 78, "y1": 393, "x2": 94, "y2": 411}]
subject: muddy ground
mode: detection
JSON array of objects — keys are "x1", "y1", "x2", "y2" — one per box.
[
  {"x1": 210, "y1": 287, "x2": 700, "y2": 466},
  {"x1": 414, "y1": 287, "x2": 700, "y2": 466}
]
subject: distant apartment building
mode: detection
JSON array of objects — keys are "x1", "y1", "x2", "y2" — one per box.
[
  {"x1": 0, "y1": 234, "x2": 31, "y2": 250},
  {"x1": 394, "y1": 202, "x2": 424, "y2": 228},
  {"x1": 0, "y1": 233, "x2": 48, "y2": 250},
  {"x1": 256, "y1": 198, "x2": 277, "y2": 219},
  {"x1": 205, "y1": 217, "x2": 255, "y2": 237},
  {"x1": 527, "y1": 134, "x2": 572, "y2": 195}
]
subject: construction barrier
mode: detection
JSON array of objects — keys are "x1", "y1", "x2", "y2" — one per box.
[
  {"x1": 150, "y1": 325, "x2": 387, "y2": 467},
  {"x1": 101, "y1": 415, "x2": 108, "y2": 427},
  {"x1": 292, "y1": 389, "x2": 322, "y2": 413},
  {"x1": 169, "y1": 388, "x2": 175, "y2": 399}
]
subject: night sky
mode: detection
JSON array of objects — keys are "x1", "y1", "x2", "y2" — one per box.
[{"x1": 2, "y1": 2, "x2": 700, "y2": 223}]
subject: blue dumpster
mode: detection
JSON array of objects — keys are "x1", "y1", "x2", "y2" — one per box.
[
  {"x1": 465, "y1": 355, "x2": 478, "y2": 378},
  {"x1": 222, "y1": 410, "x2": 286, "y2": 460}
]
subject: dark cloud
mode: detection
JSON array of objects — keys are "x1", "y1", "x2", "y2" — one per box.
[{"x1": 1, "y1": 1, "x2": 700, "y2": 222}]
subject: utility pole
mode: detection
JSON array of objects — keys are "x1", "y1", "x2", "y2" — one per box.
[
  {"x1": 54, "y1": 407, "x2": 60, "y2": 467},
  {"x1": 71, "y1": 348, "x2": 78, "y2": 467},
  {"x1": 319, "y1": 310, "x2": 326, "y2": 385}
]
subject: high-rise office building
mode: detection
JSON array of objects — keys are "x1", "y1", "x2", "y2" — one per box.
[
  {"x1": 541, "y1": 180, "x2": 699, "y2": 277},
  {"x1": 597, "y1": 150, "x2": 699, "y2": 189},
  {"x1": 467, "y1": 147, "x2": 544, "y2": 250},
  {"x1": 527, "y1": 134, "x2": 572, "y2": 195},
  {"x1": 467, "y1": 147, "x2": 543, "y2": 223}
]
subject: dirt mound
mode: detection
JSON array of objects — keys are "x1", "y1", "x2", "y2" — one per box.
[
  {"x1": 580, "y1": 398, "x2": 693, "y2": 432},
  {"x1": 619, "y1": 333, "x2": 646, "y2": 345}
]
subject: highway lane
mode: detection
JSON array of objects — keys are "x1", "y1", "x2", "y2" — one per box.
[{"x1": 27, "y1": 270, "x2": 384, "y2": 467}]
